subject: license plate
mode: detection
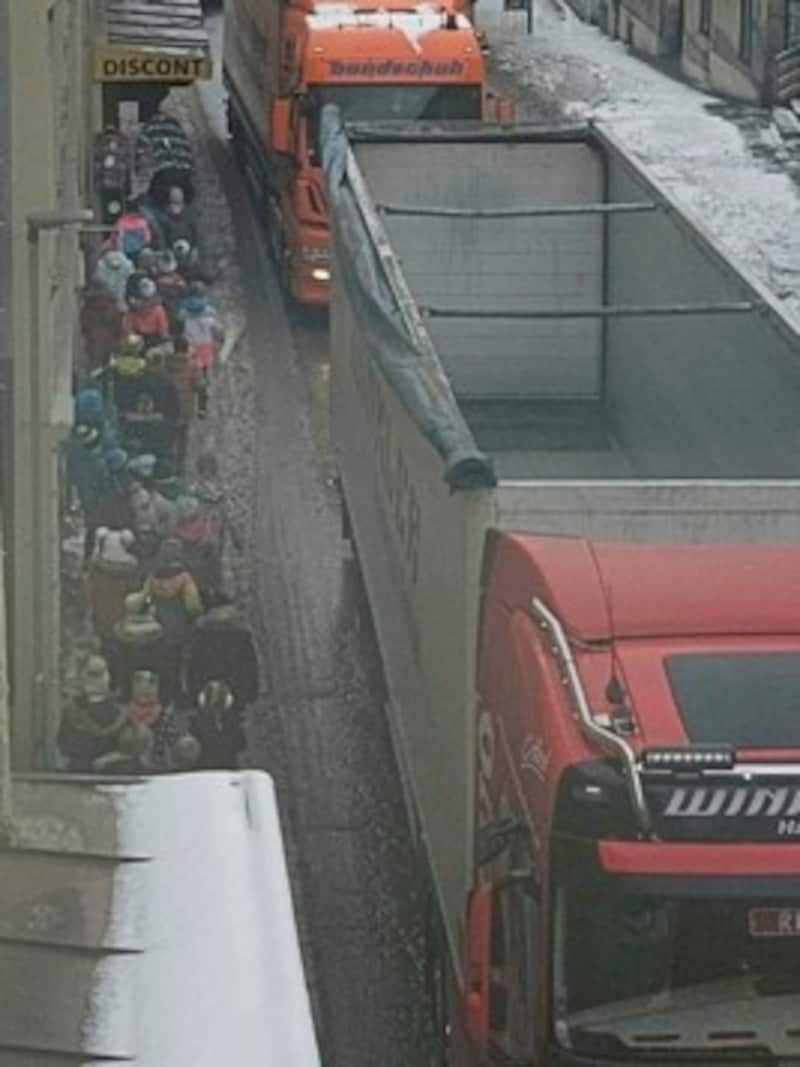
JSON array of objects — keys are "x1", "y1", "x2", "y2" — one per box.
[{"x1": 749, "y1": 908, "x2": 800, "y2": 937}]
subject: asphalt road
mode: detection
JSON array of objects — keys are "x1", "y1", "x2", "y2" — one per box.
[{"x1": 192, "y1": 20, "x2": 436, "y2": 1067}]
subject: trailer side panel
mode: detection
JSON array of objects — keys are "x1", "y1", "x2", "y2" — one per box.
[{"x1": 358, "y1": 140, "x2": 604, "y2": 400}]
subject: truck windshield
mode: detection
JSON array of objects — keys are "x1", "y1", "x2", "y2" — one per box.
[
  {"x1": 555, "y1": 884, "x2": 800, "y2": 1059},
  {"x1": 305, "y1": 84, "x2": 482, "y2": 162}
]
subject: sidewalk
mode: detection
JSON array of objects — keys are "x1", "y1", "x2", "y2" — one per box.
[{"x1": 481, "y1": 0, "x2": 800, "y2": 327}]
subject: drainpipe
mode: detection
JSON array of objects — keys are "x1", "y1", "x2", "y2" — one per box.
[{"x1": 0, "y1": 517, "x2": 12, "y2": 836}]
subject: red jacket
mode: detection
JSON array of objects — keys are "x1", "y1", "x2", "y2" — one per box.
[{"x1": 124, "y1": 302, "x2": 169, "y2": 339}]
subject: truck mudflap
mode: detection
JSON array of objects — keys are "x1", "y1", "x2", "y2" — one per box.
[{"x1": 0, "y1": 771, "x2": 321, "y2": 1066}]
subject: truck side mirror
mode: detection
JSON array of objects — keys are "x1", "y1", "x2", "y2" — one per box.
[
  {"x1": 271, "y1": 97, "x2": 293, "y2": 154},
  {"x1": 464, "y1": 882, "x2": 492, "y2": 1053}
]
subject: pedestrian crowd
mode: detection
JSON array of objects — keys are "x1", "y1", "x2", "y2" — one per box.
[{"x1": 59, "y1": 110, "x2": 259, "y2": 776}]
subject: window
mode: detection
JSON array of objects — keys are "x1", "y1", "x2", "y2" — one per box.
[
  {"x1": 664, "y1": 652, "x2": 800, "y2": 748},
  {"x1": 739, "y1": 0, "x2": 754, "y2": 61},
  {"x1": 699, "y1": 0, "x2": 712, "y2": 36}
]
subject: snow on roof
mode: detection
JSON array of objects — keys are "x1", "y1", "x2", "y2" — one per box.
[
  {"x1": 308, "y1": 4, "x2": 471, "y2": 39},
  {"x1": 81, "y1": 772, "x2": 321, "y2": 1066},
  {"x1": 486, "y1": 3, "x2": 800, "y2": 328}
]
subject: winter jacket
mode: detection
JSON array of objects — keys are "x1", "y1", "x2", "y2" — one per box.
[
  {"x1": 144, "y1": 571, "x2": 202, "y2": 645},
  {"x1": 187, "y1": 621, "x2": 259, "y2": 707},
  {"x1": 189, "y1": 705, "x2": 245, "y2": 770},
  {"x1": 58, "y1": 696, "x2": 128, "y2": 772},
  {"x1": 160, "y1": 207, "x2": 200, "y2": 252},
  {"x1": 94, "y1": 252, "x2": 135, "y2": 310},
  {"x1": 179, "y1": 307, "x2": 224, "y2": 370},
  {"x1": 85, "y1": 565, "x2": 141, "y2": 641},
  {"x1": 66, "y1": 437, "x2": 114, "y2": 515},
  {"x1": 130, "y1": 486, "x2": 177, "y2": 541},
  {"x1": 164, "y1": 356, "x2": 200, "y2": 425},
  {"x1": 123, "y1": 302, "x2": 169, "y2": 341},
  {"x1": 81, "y1": 289, "x2": 123, "y2": 367}
]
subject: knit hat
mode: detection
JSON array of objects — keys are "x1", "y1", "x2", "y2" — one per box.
[
  {"x1": 157, "y1": 250, "x2": 178, "y2": 274},
  {"x1": 81, "y1": 655, "x2": 112, "y2": 700},
  {"x1": 173, "y1": 238, "x2": 192, "y2": 260},
  {"x1": 136, "y1": 248, "x2": 157, "y2": 273},
  {"x1": 106, "y1": 448, "x2": 129, "y2": 473},
  {"x1": 152, "y1": 537, "x2": 185, "y2": 578},
  {"x1": 114, "y1": 591, "x2": 163, "y2": 643},
  {"x1": 75, "y1": 387, "x2": 105, "y2": 426},
  {"x1": 137, "y1": 276, "x2": 158, "y2": 302},
  {"x1": 127, "y1": 453, "x2": 157, "y2": 481},
  {"x1": 183, "y1": 281, "x2": 208, "y2": 315},
  {"x1": 198, "y1": 679, "x2": 234, "y2": 713},
  {"x1": 173, "y1": 733, "x2": 202, "y2": 769},
  {"x1": 75, "y1": 423, "x2": 101, "y2": 448},
  {"x1": 91, "y1": 527, "x2": 138, "y2": 575},
  {"x1": 154, "y1": 461, "x2": 182, "y2": 502},
  {"x1": 100, "y1": 250, "x2": 132, "y2": 274}
]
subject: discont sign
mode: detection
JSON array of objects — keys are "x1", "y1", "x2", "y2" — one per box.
[{"x1": 94, "y1": 46, "x2": 212, "y2": 82}]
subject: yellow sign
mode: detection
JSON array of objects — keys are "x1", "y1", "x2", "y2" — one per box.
[{"x1": 94, "y1": 45, "x2": 212, "y2": 83}]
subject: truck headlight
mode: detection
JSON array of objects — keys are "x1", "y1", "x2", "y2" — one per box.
[{"x1": 311, "y1": 268, "x2": 330, "y2": 282}]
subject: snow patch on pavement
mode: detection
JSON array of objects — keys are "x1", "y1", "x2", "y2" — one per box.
[{"x1": 488, "y1": 1, "x2": 800, "y2": 325}]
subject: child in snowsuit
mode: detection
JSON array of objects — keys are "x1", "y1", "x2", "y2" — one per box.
[
  {"x1": 143, "y1": 538, "x2": 203, "y2": 704},
  {"x1": 123, "y1": 275, "x2": 169, "y2": 348},
  {"x1": 163, "y1": 338, "x2": 199, "y2": 475},
  {"x1": 177, "y1": 283, "x2": 224, "y2": 417}
]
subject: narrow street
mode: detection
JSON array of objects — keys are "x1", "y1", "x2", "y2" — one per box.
[{"x1": 188, "y1": 26, "x2": 436, "y2": 1065}]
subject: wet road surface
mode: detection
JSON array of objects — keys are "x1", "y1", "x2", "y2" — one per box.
[{"x1": 192, "y1": 29, "x2": 435, "y2": 1067}]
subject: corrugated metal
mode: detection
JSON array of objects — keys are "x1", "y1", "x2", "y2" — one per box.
[{"x1": 103, "y1": 0, "x2": 210, "y2": 51}]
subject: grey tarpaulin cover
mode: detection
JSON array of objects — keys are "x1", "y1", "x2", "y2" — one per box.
[{"x1": 320, "y1": 105, "x2": 496, "y2": 490}]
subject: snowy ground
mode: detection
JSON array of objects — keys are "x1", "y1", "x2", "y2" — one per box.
[{"x1": 483, "y1": 0, "x2": 800, "y2": 325}]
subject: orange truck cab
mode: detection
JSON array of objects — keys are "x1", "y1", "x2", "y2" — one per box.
[{"x1": 223, "y1": 0, "x2": 494, "y2": 304}]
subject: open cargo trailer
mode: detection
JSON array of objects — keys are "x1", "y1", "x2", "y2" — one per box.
[
  {"x1": 0, "y1": 771, "x2": 320, "y2": 1065},
  {"x1": 322, "y1": 115, "x2": 800, "y2": 1065}
]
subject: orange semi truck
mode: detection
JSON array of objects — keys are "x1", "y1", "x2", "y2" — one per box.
[{"x1": 223, "y1": 0, "x2": 494, "y2": 304}]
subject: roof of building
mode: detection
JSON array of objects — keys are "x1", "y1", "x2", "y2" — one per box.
[{"x1": 0, "y1": 771, "x2": 321, "y2": 1065}]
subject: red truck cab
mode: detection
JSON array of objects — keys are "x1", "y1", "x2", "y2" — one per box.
[{"x1": 471, "y1": 534, "x2": 800, "y2": 1066}]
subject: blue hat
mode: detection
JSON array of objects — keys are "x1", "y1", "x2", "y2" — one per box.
[
  {"x1": 75, "y1": 387, "x2": 105, "y2": 424},
  {"x1": 106, "y1": 448, "x2": 128, "y2": 472}
]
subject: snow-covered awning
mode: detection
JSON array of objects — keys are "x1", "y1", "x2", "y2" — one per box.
[{"x1": 0, "y1": 772, "x2": 321, "y2": 1065}]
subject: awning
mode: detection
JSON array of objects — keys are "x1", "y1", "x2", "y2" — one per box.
[{"x1": 94, "y1": 0, "x2": 212, "y2": 83}]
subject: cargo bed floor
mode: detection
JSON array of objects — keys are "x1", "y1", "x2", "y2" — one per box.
[{"x1": 459, "y1": 399, "x2": 634, "y2": 480}]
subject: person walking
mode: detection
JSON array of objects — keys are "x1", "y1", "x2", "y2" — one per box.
[{"x1": 178, "y1": 283, "x2": 224, "y2": 418}]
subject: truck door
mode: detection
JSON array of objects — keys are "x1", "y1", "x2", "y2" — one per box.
[{"x1": 487, "y1": 860, "x2": 539, "y2": 1066}]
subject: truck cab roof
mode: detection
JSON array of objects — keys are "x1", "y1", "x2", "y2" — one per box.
[{"x1": 493, "y1": 533, "x2": 800, "y2": 641}]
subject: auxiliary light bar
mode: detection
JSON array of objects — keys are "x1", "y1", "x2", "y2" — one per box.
[{"x1": 642, "y1": 745, "x2": 736, "y2": 771}]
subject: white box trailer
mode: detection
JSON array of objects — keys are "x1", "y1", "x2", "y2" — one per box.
[{"x1": 322, "y1": 115, "x2": 800, "y2": 975}]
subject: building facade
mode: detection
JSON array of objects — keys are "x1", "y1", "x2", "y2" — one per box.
[
  {"x1": 1, "y1": 0, "x2": 96, "y2": 770},
  {"x1": 569, "y1": 0, "x2": 800, "y2": 103}
]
